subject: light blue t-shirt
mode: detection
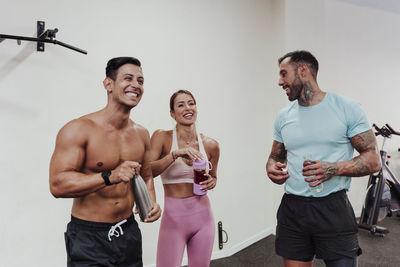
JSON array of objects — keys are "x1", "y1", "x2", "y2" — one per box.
[{"x1": 273, "y1": 92, "x2": 371, "y2": 197}]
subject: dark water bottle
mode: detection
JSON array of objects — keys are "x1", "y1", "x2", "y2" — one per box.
[{"x1": 131, "y1": 174, "x2": 153, "y2": 221}]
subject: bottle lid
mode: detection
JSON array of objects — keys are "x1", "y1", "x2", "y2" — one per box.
[{"x1": 193, "y1": 158, "x2": 207, "y2": 169}]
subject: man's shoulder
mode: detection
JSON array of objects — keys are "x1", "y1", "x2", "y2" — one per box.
[
  {"x1": 56, "y1": 116, "x2": 95, "y2": 146},
  {"x1": 62, "y1": 115, "x2": 95, "y2": 133},
  {"x1": 276, "y1": 102, "x2": 297, "y2": 119},
  {"x1": 132, "y1": 121, "x2": 147, "y2": 131},
  {"x1": 327, "y1": 92, "x2": 359, "y2": 106},
  {"x1": 131, "y1": 122, "x2": 151, "y2": 139},
  {"x1": 325, "y1": 92, "x2": 367, "y2": 119}
]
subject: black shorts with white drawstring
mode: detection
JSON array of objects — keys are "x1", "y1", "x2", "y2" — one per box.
[{"x1": 64, "y1": 215, "x2": 142, "y2": 267}]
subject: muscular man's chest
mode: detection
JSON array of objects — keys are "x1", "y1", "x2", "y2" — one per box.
[
  {"x1": 85, "y1": 130, "x2": 145, "y2": 171},
  {"x1": 282, "y1": 107, "x2": 348, "y2": 151}
]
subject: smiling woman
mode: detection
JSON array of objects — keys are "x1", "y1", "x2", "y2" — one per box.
[
  {"x1": 147, "y1": 89, "x2": 220, "y2": 267},
  {"x1": 170, "y1": 90, "x2": 197, "y2": 126}
]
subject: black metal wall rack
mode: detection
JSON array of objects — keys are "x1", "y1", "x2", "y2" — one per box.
[{"x1": 0, "y1": 21, "x2": 87, "y2": 55}]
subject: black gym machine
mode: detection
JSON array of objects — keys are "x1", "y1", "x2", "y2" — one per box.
[{"x1": 358, "y1": 123, "x2": 400, "y2": 236}]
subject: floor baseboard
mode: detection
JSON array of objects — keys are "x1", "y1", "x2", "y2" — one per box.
[{"x1": 144, "y1": 227, "x2": 274, "y2": 267}]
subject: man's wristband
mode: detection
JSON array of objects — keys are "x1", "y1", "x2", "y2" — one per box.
[{"x1": 101, "y1": 170, "x2": 112, "y2": 186}]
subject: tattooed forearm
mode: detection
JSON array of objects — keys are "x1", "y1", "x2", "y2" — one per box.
[
  {"x1": 352, "y1": 156, "x2": 373, "y2": 176},
  {"x1": 267, "y1": 141, "x2": 287, "y2": 172},
  {"x1": 321, "y1": 162, "x2": 338, "y2": 178},
  {"x1": 337, "y1": 153, "x2": 381, "y2": 177},
  {"x1": 269, "y1": 142, "x2": 287, "y2": 163},
  {"x1": 339, "y1": 129, "x2": 382, "y2": 177}
]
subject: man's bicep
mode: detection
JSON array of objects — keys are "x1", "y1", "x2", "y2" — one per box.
[
  {"x1": 50, "y1": 124, "x2": 87, "y2": 175},
  {"x1": 141, "y1": 127, "x2": 151, "y2": 150},
  {"x1": 350, "y1": 129, "x2": 377, "y2": 154}
]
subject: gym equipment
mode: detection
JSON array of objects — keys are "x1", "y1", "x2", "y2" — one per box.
[
  {"x1": 0, "y1": 21, "x2": 87, "y2": 54},
  {"x1": 358, "y1": 123, "x2": 400, "y2": 236}
]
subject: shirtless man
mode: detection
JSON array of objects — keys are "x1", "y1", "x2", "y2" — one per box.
[{"x1": 49, "y1": 57, "x2": 161, "y2": 267}]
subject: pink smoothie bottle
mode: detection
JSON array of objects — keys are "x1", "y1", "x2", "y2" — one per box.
[{"x1": 193, "y1": 158, "x2": 212, "y2": 196}]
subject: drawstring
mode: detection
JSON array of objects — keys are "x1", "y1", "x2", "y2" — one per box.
[{"x1": 108, "y1": 219, "x2": 127, "y2": 241}]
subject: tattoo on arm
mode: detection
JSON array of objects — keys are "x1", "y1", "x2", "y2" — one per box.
[
  {"x1": 348, "y1": 129, "x2": 381, "y2": 176},
  {"x1": 269, "y1": 141, "x2": 287, "y2": 164},
  {"x1": 351, "y1": 130, "x2": 376, "y2": 152},
  {"x1": 321, "y1": 162, "x2": 338, "y2": 178},
  {"x1": 353, "y1": 156, "x2": 370, "y2": 174}
]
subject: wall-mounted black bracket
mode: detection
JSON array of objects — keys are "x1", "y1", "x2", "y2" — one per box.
[
  {"x1": 218, "y1": 221, "x2": 228, "y2": 250},
  {"x1": 37, "y1": 21, "x2": 45, "y2": 52},
  {"x1": 0, "y1": 21, "x2": 87, "y2": 55}
]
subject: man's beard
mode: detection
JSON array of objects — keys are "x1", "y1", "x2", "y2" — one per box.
[{"x1": 288, "y1": 77, "x2": 303, "y2": 102}]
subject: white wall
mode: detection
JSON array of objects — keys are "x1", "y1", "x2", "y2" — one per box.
[{"x1": 0, "y1": 0, "x2": 285, "y2": 266}]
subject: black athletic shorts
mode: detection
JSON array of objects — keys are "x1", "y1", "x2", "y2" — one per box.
[
  {"x1": 64, "y1": 215, "x2": 142, "y2": 267},
  {"x1": 275, "y1": 190, "x2": 362, "y2": 262}
]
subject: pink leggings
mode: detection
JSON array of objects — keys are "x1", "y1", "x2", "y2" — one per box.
[{"x1": 156, "y1": 195, "x2": 215, "y2": 267}]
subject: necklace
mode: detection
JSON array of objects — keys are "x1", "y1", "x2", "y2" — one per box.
[
  {"x1": 177, "y1": 129, "x2": 197, "y2": 145},
  {"x1": 184, "y1": 139, "x2": 196, "y2": 145}
]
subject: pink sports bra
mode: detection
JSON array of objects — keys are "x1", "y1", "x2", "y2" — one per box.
[{"x1": 160, "y1": 128, "x2": 208, "y2": 184}]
